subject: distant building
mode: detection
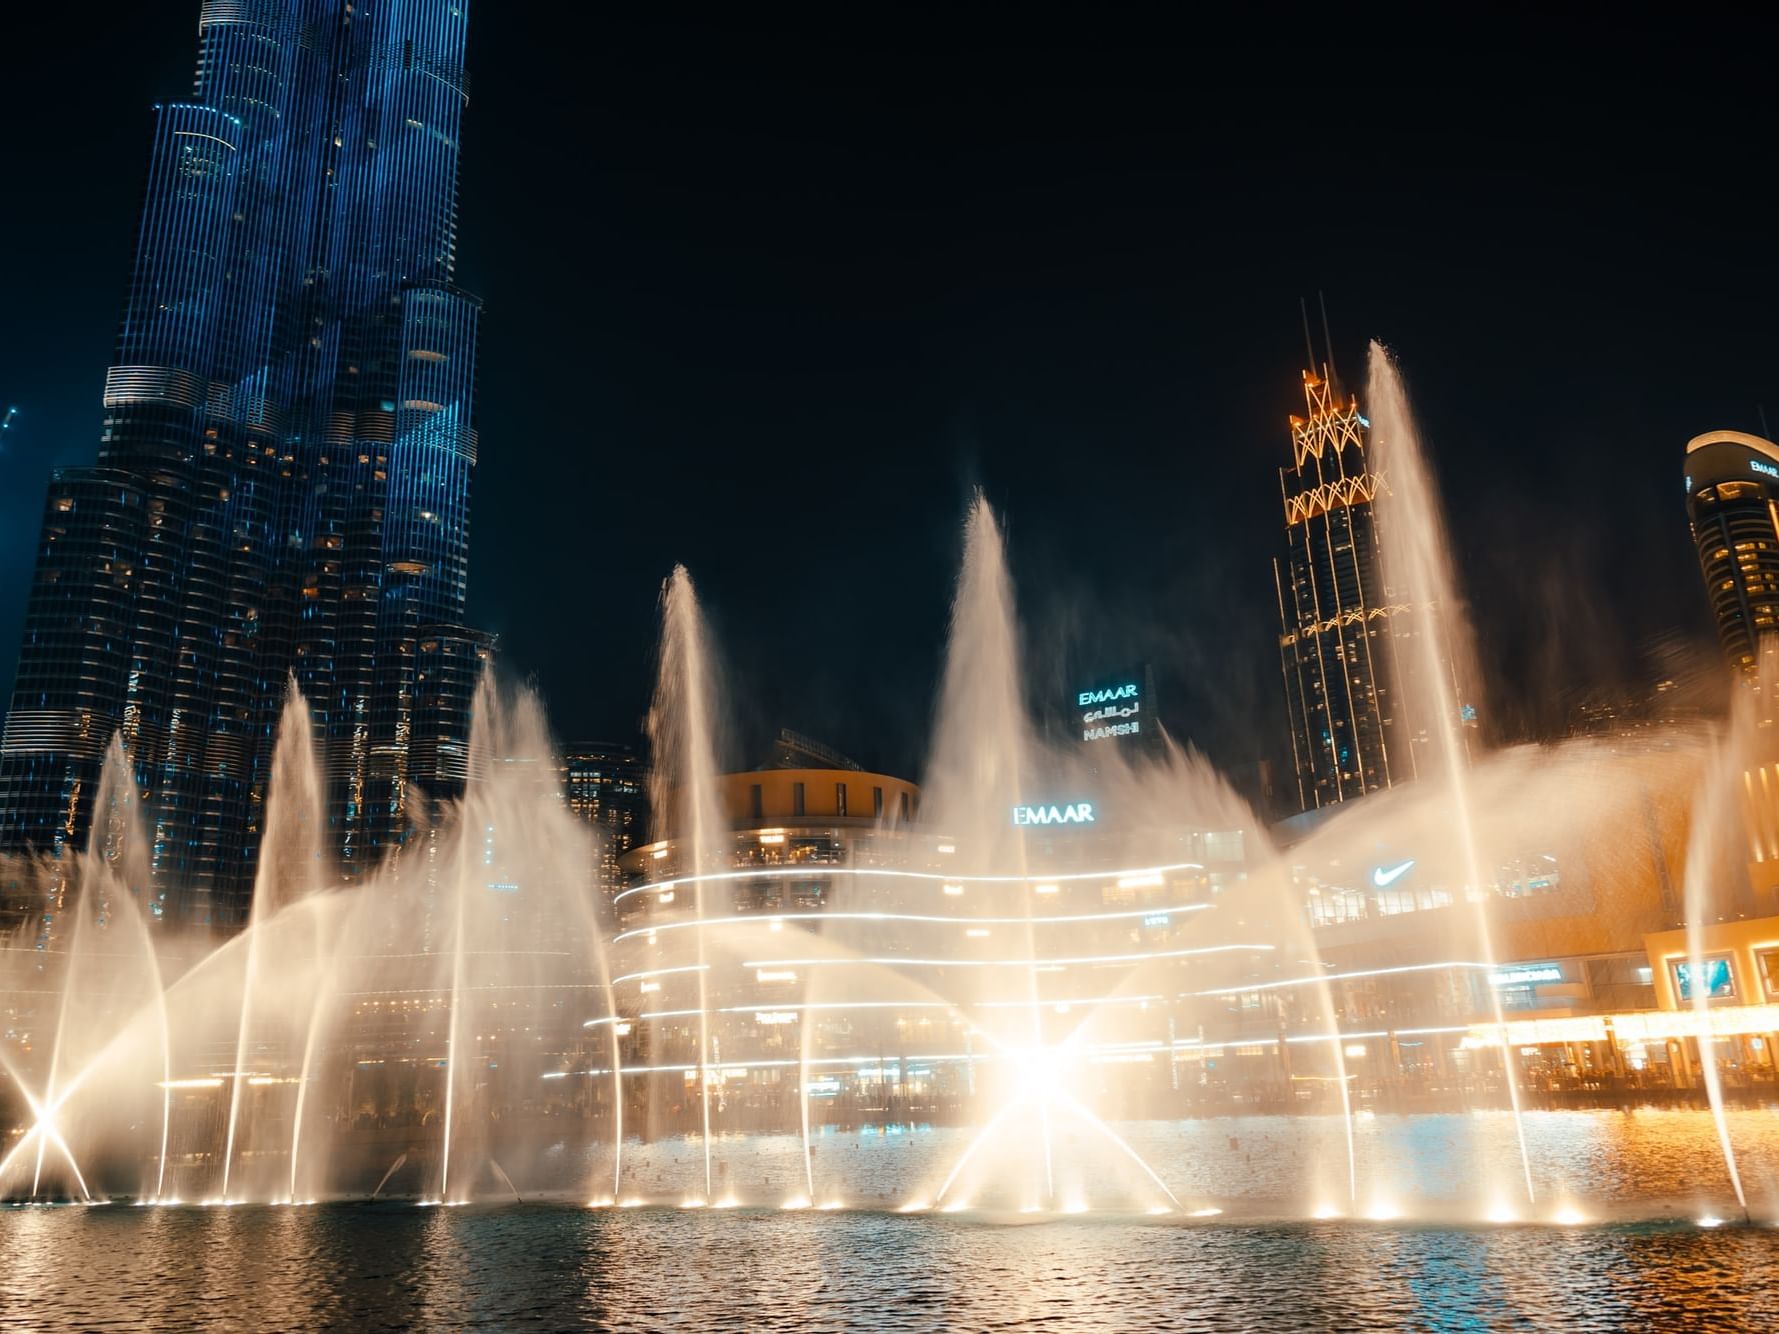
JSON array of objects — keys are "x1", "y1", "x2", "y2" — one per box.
[
  {"x1": 1684, "y1": 430, "x2": 1779, "y2": 675},
  {"x1": 1273, "y1": 363, "x2": 1408, "y2": 810},
  {"x1": 561, "y1": 743, "x2": 647, "y2": 899},
  {"x1": 0, "y1": 3, "x2": 490, "y2": 926}
]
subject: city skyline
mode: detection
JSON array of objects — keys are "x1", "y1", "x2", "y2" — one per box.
[
  {"x1": 1, "y1": 7, "x2": 1775, "y2": 795},
  {"x1": 4, "y1": 8, "x2": 1779, "y2": 1321}
]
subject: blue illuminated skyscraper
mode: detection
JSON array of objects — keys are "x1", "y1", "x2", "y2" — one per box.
[{"x1": 1, "y1": 2, "x2": 487, "y2": 928}]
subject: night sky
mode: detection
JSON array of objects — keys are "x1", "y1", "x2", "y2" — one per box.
[{"x1": 2, "y1": 7, "x2": 1776, "y2": 808}]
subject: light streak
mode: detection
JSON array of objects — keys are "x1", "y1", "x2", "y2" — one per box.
[
  {"x1": 1192, "y1": 961, "x2": 1497, "y2": 997},
  {"x1": 613, "y1": 861, "x2": 1208, "y2": 905},
  {"x1": 742, "y1": 944, "x2": 1272, "y2": 970},
  {"x1": 612, "y1": 903, "x2": 1212, "y2": 943},
  {"x1": 611, "y1": 964, "x2": 711, "y2": 986}
]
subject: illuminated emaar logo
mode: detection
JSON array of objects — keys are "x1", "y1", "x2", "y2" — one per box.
[
  {"x1": 1077, "y1": 683, "x2": 1138, "y2": 707},
  {"x1": 1753, "y1": 460, "x2": 1779, "y2": 480},
  {"x1": 1012, "y1": 802, "x2": 1096, "y2": 827}
]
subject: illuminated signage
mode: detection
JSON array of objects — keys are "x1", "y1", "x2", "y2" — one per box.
[
  {"x1": 1012, "y1": 802, "x2": 1096, "y2": 827},
  {"x1": 1075, "y1": 672, "x2": 1145, "y2": 743},
  {"x1": 1674, "y1": 956, "x2": 1735, "y2": 1001},
  {"x1": 1371, "y1": 859, "x2": 1415, "y2": 889},
  {"x1": 1754, "y1": 460, "x2": 1779, "y2": 480},
  {"x1": 1491, "y1": 964, "x2": 1563, "y2": 987}
]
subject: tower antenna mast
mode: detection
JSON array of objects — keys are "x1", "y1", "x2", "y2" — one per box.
[{"x1": 1318, "y1": 291, "x2": 1338, "y2": 390}]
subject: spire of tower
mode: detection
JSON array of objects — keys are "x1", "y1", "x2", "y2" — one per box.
[{"x1": 1319, "y1": 291, "x2": 1337, "y2": 390}]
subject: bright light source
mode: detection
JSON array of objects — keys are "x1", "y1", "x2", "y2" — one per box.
[
  {"x1": 1344, "y1": 1044, "x2": 1367, "y2": 1058},
  {"x1": 657, "y1": 890, "x2": 675, "y2": 905},
  {"x1": 755, "y1": 1011, "x2": 798, "y2": 1025},
  {"x1": 639, "y1": 981, "x2": 660, "y2": 993},
  {"x1": 1310, "y1": 1204, "x2": 1341, "y2": 1220},
  {"x1": 1365, "y1": 1201, "x2": 1402, "y2": 1221},
  {"x1": 158, "y1": 1078, "x2": 225, "y2": 1089},
  {"x1": 936, "y1": 844, "x2": 955, "y2": 854},
  {"x1": 1188, "y1": 1206, "x2": 1222, "y2": 1217},
  {"x1": 1484, "y1": 1202, "x2": 1518, "y2": 1224},
  {"x1": 1116, "y1": 873, "x2": 1164, "y2": 889},
  {"x1": 1551, "y1": 1206, "x2": 1587, "y2": 1226},
  {"x1": 942, "y1": 884, "x2": 964, "y2": 896},
  {"x1": 759, "y1": 831, "x2": 786, "y2": 845},
  {"x1": 897, "y1": 1200, "x2": 929, "y2": 1213},
  {"x1": 651, "y1": 848, "x2": 668, "y2": 860},
  {"x1": 756, "y1": 969, "x2": 797, "y2": 983},
  {"x1": 1698, "y1": 1215, "x2": 1725, "y2": 1228},
  {"x1": 1033, "y1": 883, "x2": 1059, "y2": 895},
  {"x1": 780, "y1": 1196, "x2": 811, "y2": 1210},
  {"x1": 965, "y1": 928, "x2": 990, "y2": 938}
]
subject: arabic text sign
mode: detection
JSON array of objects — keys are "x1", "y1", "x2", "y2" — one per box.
[{"x1": 1077, "y1": 679, "x2": 1141, "y2": 743}]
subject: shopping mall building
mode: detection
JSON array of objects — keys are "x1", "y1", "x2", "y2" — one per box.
[{"x1": 578, "y1": 737, "x2": 1779, "y2": 1129}]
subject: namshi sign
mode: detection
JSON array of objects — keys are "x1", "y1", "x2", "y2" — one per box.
[{"x1": 1075, "y1": 669, "x2": 1147, "y2": 743}]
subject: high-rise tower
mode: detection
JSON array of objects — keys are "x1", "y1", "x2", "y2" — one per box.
[
  {"x1": 1684, "y1": 429, "x2": 1779, "y2": 675},
  {"x1": 0, "y1": 2, "x2": 486, "y2": 928},
  {"x1": 1273, "y1": 362, "x2": 1408, "y2": 810}
]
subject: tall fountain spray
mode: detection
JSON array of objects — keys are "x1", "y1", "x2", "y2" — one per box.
[
  {"x1": 1675, "y1": 645, "x2": 1769, "y2": 1219},
  {"x1": 222, "y1": 681, "x2": 324, "y2": 1202},
  {"x1": 1367, "y1": 342, "x2": 1535, "y2": 1205},
  {"x1": 924, "y1": 495, "x2": 1061, "y2": 1208},
  {"x1": 648, "y1": 566, "x2": 728, "y2": 1203}
]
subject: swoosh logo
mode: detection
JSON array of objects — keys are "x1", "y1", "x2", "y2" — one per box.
[{"x1": 1371, "y1": 859, "x2": 1415, "y2": 888}]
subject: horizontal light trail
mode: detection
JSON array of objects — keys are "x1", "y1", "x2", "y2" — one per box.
[
  {"x1": 613, "y1": 862, "x2": 1208, "y2": 905},
  {"x1": 611, "y1": 964, "x2": 711, "y2": 986},
  {"x1": 1284, "y1": 1025, "x2": 1470, "y2": 1045},
  {"x1": 974, "y1": 993, "x2": 1163, "y2": 1010},
  {"x1": 740, "y1": 944, "x2": 1273, "y2": 970},
  {"x1": 582, "y1": 991, "x2": 1177, "y2": 1029},
  {"x1": 584, "y1": 1000, "x2": 956, "y2": 1029},
  {"x1": 1190, "y1": 960, "x2": 1497, "y2": 997},
  {"x1": 611, "y1": 903, "x2": 1211, "y2": 945}
]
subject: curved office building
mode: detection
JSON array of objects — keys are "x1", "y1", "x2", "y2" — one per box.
[{"x1": 1684, "y1": 429, "x2": 1779, "y2": 674}]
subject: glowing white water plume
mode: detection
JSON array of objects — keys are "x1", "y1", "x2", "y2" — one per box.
[
  {"x1": 1368, "y1": 342, "x2": 1533, "y2": 1206},
  {"x1": 648, "y1": 565, "x2": 727, "y2": 1203}
]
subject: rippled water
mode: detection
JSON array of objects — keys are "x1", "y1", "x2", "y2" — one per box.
[
  {"x1": 3, "y1": 1204, "x2": 1777, "y2": 1330},
  {"x1": 5, "y1": 1111, "x2": 1779, "y2": 1329}
]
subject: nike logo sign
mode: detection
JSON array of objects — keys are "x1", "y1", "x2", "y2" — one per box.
[{"x1": 1372, "y1": 859, "x2": 1415, "y2": 888}]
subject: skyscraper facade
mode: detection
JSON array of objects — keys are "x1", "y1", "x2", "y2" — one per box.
[
  {"x1": 0, "y1": 1, "x2": 486, "y2": 928},
  {"x1": 560, "y1": 743, "x2": 647, "y2": 901},
  {"x1": 1273, "y1": 365, "x2": 1408, "y2": 810},
  {"x1": 1684, "y1": 430, "x2": 1779, "y2": 676}
]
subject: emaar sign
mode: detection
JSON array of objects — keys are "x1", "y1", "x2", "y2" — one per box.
[
  {"x1": 1076, "y1": 673, "x2": 1143, "y2": 743},
  {"x1": 1012, "y1": 802, "x2": 1096, "y2": 827}
]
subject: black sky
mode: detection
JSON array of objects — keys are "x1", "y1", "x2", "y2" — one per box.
[{"x1": 2, "y1": 7, "x2": 1775, "y2": 806}]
